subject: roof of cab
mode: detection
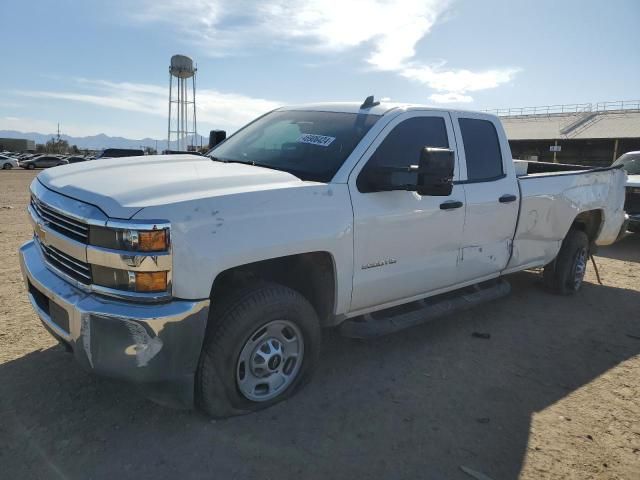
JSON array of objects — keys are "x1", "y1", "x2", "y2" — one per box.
[{"x1": 278, "y1": 101, "x2": 494, "y2": 118}]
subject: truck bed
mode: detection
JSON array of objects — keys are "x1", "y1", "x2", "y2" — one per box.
[{"x1": 504, "y1": 162, "x2": 626, "y2": 273}]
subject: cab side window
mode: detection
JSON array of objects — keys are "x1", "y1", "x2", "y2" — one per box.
[
  {"x1": 358, "y1": 116, "x2": 449, "y2": 192},
  {"x1": 458, "y1": 118, "x2": 504, "y2": 182}
]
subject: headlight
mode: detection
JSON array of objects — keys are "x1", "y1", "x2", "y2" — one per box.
[
  {"x1": 88, "y1": 222, "x2": 171, "y2": 296},
  {"x1": 90, "y1": 226, "x2": 170, "y2": 252}
]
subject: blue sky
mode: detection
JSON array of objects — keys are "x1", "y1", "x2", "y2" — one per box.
[{"x1": 1, "y1": 0, "x2": 638, "y2": 139}]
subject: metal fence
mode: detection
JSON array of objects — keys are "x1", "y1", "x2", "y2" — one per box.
[{"x1": 485, "y1": 100, "x2": 640, "y2": 117}]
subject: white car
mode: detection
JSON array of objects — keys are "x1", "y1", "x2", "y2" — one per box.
[
  {"x1": 0, "y1": 154, "x2": 19, "y2": 170},
  {"x1": 19, "y1": 99, "x2": 626, "y2": 417},
  {"x1": 612, "y1": 151, "x2": 640, "y2": 232}
]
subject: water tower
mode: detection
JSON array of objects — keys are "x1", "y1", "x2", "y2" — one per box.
[{"x1": 168, "y1": 54, "x2": 198, "y2": 151}]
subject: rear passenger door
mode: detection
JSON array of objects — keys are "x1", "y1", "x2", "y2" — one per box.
[{"x1": 450, "y1": 112, "x2": 519, "y2": 283}]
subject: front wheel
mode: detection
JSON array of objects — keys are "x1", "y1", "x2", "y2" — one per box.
[
  {"x1": 2, "y1": 163, "x2": 12, "y2": 170},
  {"x1": 196, "y1": 282, "x2": 321, "y2": 418},
  {"x1": 543, "y1": 229, "x2": 589, "y2": 295},
  {"x1": 27, "y1": 163, "x2": 35, "y2": 170}
]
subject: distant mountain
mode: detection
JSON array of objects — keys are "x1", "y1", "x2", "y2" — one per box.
[{"x1": 0, "y1": 130, "x2": 208, "y2": 151}]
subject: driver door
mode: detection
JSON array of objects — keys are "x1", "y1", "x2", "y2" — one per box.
[{"x1": 348, "y1": 111, "x2": 466, "y2": 312}]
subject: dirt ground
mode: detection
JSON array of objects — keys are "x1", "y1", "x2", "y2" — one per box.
[{"x1": 0, "y1": 169, "x2": 638, "y2": 480}]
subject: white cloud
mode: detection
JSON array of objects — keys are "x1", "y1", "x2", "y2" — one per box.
[
  {"x1": 403, "y1": 65, "x2": 521, "y2": 103},
  {"x1": 275, "y1": 0, "x2": 448, "y2": 71},
  {"x1": 15, "y1": 90, "x2": 164, "y2": 116},
  {"x1": 128, "y1": 0, "x2": 519, "y2": 102},
  {"x1": 131, "y1": 0, "x2": 448, "y2": 69},
  {"x1": 428, "y1": 92, "x2": 472, "y2": 104},
  {"x1": 14, "y1": 79, "x2": 281, "y2": 134}
]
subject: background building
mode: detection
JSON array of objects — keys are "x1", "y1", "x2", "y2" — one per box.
[
  {"x1": 0, "y1": 138, "x2": 36, "y2": 152},
  {"x1": 492, "y1": 100, "x2": 640, "y2": 167}
]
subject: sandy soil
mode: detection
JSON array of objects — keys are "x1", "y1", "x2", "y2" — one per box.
[{"x1": 0, "y1": 169, "x2": 638, "y2": 480}]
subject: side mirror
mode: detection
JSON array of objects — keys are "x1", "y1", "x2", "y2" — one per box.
[
  {"x1": 416, "y1": 147, "x2": 455, "y2": 196},
  {"x1": 358, "y1": 146, "x2": 455, "y2": 195},
  {"x1": 209, "y1": 130, "x2": 227, "y2": 148}
]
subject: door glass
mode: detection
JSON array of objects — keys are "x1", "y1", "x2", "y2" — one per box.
[{"x1": 358, "y1": 116, "x2": 449, "y2": 192}]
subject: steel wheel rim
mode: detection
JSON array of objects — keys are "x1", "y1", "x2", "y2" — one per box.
[
  {"x1": 573, "y1": 247, "x2": 588, "y2": 290},
  {"x1": 236, "y1": 319, "x2": 304, "y2": 402}
]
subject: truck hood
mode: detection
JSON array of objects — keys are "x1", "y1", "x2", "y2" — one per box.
[
  {"x1": 626, "y1": 174, "x2": 640, "y2": 188},
  {"x1": 37, "y1": 154, "x2": 305, "y2": 218}
]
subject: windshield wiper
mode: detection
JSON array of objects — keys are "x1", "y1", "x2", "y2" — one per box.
[
  {"x1": 207, "y1": 156, "x2": 250, "y2": 166},
  {"x1": 208, "y1": 156, "x2": 303, "y2": 180}
]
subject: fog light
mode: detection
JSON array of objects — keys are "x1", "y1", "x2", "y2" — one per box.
[{"x1": 135, "y1": 271, "x2": 168, "y2": 292}]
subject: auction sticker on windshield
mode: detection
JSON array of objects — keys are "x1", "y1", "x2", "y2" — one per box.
[{"x1": 297, "y1": 134, "x2": 335, "y2": 147}]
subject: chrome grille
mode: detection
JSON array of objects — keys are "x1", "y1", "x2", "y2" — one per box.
[
  {"x1": 40, "y1": 242, "x2": 92, "y2": 284},
  {"x1": 31, "y1": 196, "x2": 89, "y2": 243}
]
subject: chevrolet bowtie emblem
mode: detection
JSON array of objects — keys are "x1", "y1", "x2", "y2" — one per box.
[{"x1": 35, "y1": 222, "x2": 47, "y2": 244}]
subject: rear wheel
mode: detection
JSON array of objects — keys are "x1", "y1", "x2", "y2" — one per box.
[
  {"x1": 2, "y1": 163, "x2": 12, "y2": 170},
  {"x1": 196, "y1": 282, "x2": 321, "y2": 418},
  {"x1": 543, "y1": 229, "x2": 589, "y2": 295}
]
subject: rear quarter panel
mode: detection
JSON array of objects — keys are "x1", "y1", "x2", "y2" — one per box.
[{"x1": 505, "y1": 168, "x2": 626, "y2": 272}]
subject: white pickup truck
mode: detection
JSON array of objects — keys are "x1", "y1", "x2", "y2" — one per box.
[{"x1": 20, "y1": 98, "x2": 626, "y2": 417}]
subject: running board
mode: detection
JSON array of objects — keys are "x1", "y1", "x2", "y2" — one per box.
[{"x1": 339, "y1": 279, "x2": 511, "y2": 338}]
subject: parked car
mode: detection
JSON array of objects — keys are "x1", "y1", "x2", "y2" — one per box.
[
  {"x1": 19, "y1": 153, "x2": 42, "y2": 162},
  {"x1": 65, "y1": 156, "x2": 87, "y2": 164},
  {"x1": 19, "y1": 99, "x2": 626, "y2": 417},
  {"x1": 20, "y1": 155, "x2": 68, "y2": 169},
  {"x1": 613, "y1": 151, "x2": 640, "y2": 232},
  {"x1": 0, "y1": 154, "x2": 19, "y2": 169},
  {"x1": 95, "y1": 148, "x2": 145, "y2": 159}
]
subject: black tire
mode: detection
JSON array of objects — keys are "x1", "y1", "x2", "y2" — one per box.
[
  {"x1": 2, "y1": 163, "x2": 11, "y2": 170},
  {"x1": 196, "y1": 282, "x2": 321, "y2": 418},
  {"x1": 543, "y1": 229, "x2": 589, "y2": 295},
  {"x1": 27, "y1": 163, "x2": 35, "y2": 170}
]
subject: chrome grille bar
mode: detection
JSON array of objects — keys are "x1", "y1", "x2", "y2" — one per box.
[
  {"x1": 31, "y1": 197, "x2": 89, "y2": 243},
  {"x1": 44, "y1": 244, "x2": 91, "y2": 274},
  {"x1": 40, "y1": 242, "x2": 92, "y2": 283}
]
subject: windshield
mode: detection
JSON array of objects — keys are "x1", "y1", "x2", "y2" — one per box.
[
  {"x1": 206, "y1": 110, "x2": 380, "y2": 182},
  {"x1": 613, "y1": 152, "x2": 640, "y2": 175}
]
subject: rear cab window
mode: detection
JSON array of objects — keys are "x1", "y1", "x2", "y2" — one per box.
[{"x1": 458, "y1": 118, "x2": 504, "y2": 182}]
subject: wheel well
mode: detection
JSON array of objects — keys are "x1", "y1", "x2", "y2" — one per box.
[
  {"x1": 210, "y1": 252, "x2": 336, "y2": 326},
  {"x1": 571, "y1": 209, "x2": 603, "y2": 243}
]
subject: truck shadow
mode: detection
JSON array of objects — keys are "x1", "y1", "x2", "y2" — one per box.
[
  {"x1": 596, "y1": 232, "x2": 640, "y2": 262},
  {"x1": 1, "y1": 271, "x2": 639, "y2": 480}
]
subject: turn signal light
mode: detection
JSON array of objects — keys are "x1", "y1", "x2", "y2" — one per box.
[
  {"x1": 138, "y1": 230, "x2": 168, "y2": 251},
  {"x1": 135, "y1": 271, "x2": 168, "y2": 292}
]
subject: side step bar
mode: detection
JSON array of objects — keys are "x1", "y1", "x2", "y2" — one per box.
[{"x1": 339, "y1": 279, "x2": 511, "y2": 338}]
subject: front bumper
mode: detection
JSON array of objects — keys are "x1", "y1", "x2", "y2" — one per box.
[{"x1": 19, "y1": 240, "x2": 210, "y2": 408}]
